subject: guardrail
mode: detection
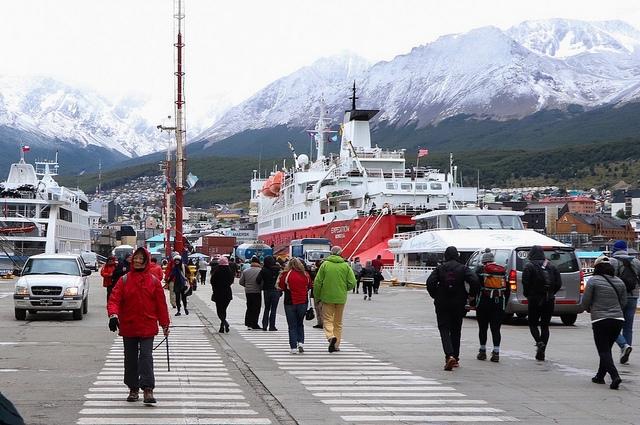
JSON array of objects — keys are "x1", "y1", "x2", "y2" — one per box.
[{"x1": 382, "y1": 265, "x2": 434, "y2": 286}]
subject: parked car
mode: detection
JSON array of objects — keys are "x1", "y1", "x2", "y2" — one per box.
[
  {"x1": 13, "y1": 253, "x2": 91, "y2": 321},
  {"x1": 467, "y1": 246, "x2": 584, "y2": 325},
  {"x1": 81, "y1": 251, "x2": 98, "y2": 271}
]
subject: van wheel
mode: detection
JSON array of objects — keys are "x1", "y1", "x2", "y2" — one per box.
[
  {"x1": 72, "y1": 307, "x2": 83, "y2": 320},
  {"x1": 82, "y1": 298, "x2": 88, "y2": 314},
  {"x1": 561, "y1": 314, "x2": 577, "y2": 326},
  {"x1": 15, "y1": 309, "x2": 26, "y2": 320},
  {"x1": 516, "y1": 313, "x2": 527, "y2": 319},
  {"x1": 28, "y1": 310, "x2": 38, "y2": 315}
]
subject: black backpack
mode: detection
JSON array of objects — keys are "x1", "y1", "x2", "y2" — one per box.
[
  {"x1": 617, "y1": 257, "x2": 639, "y2": 294},
  {"x1": 535, "y1": 260, "x2": 554, "y2": 300}
]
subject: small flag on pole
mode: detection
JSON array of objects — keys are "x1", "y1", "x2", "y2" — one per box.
[
  {"x1": 186, "y1": 172, "x2": 199, "y2": 189},
  {"x1": 21, "y1": 145, "x2": 30, "y2": 153},
  {"x1": 418, "y1": 148, "x2": 429, "y2": 158}
]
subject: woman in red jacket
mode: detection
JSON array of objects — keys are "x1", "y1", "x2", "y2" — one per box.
[
  {"x1": 278, "y1": 257, "x2": 313, "y2": 354},
  {"x1": 107, "y1": 247, "x2": 170, "y2": 404},
  {"x1": 100, "y1": 256, "x2": 117, "y2": 301}
]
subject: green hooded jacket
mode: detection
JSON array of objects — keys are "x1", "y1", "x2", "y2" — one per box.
[{"x1": 313, "y1": 255, "x2": 357, "y2": 304}]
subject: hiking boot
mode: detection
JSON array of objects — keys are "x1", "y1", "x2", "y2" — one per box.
[
  {"x1": 453, "y1": 358, "x2": 460, "y2": 368},
  {"x1": 184, "y1": 308, "x2": 189, "y2": 315},
  {"x1": 610, "y1": 376, "x2": 622, "y2": 390},
  {"x1": 444, "y1": 356, "x2": 456, "y2": 371},
  {"x1": 477, "y1": 350, "x2": 487, "y2": 361},
  {"x1": 218, "y1": 324, "x2": 225, "y2": 333},
  {"x1": 143, "y1": 388, "x2": 156, "y2": 404},
  {"x1": 328, "y1": 337, "x2": 338, "y2": 353},
  {"x1": 535, "y1": 342, "x2": 546, "y2": 361},
  {"x1": 490, "y1": 351, "x2": 499, "y2": 363},
  {"x1": 591, "y1": 376, "x2": 605, "y2": 384},
  {"x1": 126, "y1": 389, "x2": 139, "y2": 402},
  {"x1": 620, "y1": 344, "x2": 632, "y2": 364}
]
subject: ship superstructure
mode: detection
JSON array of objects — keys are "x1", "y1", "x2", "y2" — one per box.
[{"x1": 250, "y1": 86, "x2": 477, "y2": 261}]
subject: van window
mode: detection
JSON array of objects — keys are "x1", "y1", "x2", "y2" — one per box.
[{"x1": 515, "y1": 248, "x2": 579, "y2": 273}]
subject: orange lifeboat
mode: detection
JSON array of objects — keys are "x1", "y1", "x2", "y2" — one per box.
[
  {"x1": 261, "y1": 176, "x2": 275, "y2": 197},
  {"x1": 268, "y1": 171, "x2": 284, "y2": 196}
]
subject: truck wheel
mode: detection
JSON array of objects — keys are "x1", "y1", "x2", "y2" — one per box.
[
  {"x1": 560, "y1": 314, "x2": 577, "y2": 326},
  {"x1": 72, "y1": 307, "x2": 83, "y2": 320},
  {"x1": 15, "y1": 309, "x2": 26, "y2": 321},
  {"x1": 82, "y1": 298, "x2": 88, "y2": 314}
]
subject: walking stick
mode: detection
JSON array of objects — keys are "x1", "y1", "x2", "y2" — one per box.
[{"x1": 166, "y1": 333, "x2": 170, "y2": 372}]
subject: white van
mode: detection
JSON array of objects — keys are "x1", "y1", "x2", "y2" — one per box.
[{"x1": 81, "y1": 251, "x2": 98, "y2": 271}]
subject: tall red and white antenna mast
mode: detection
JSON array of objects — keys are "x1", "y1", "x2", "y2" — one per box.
[{"x1": 173, "y1": 0, "x2": 186, "y2": 253}]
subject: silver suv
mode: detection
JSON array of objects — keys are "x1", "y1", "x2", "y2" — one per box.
[
  {"x1": 13, "y1": 254, "x2": 91, "y2": 320},
  {"x1": 467, "y1": 246, "x2": 584, "y2": 325}
]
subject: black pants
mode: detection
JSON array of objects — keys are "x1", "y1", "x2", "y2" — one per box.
[
  {"x1": 215, "y1": 299, "x2": 230, "y2": 325},
  {"x1": 123, "y1": 337, "x2": 154, "y2": 390},
  {"x1": 436, "y1": 305, "x2": 464, "y2": 359},
  {"x1": 362, "y1": 278, "x2": 373, "y2": 297},
  {"x1": 245, "y1": 293, "x2": 262, "y2": 328},
  {"x1": 262, "y1": 290, "x2": 280, "y2": 330},
  {"x1": 593, "y1": 319, "x2": 623, "y2": 380},
  {"x1": 199, "y1": 270, "x2": 207, "y2": 284},
  {"x1": 353, "y1": 278, "x2": 360, "y2": 293},
  {"x1": 175, "y1": 290, "x2": 188, "y2": 311},
  {"x1": 106, "y1": 285, "x2": 113, "y2": 302},
  {"x1": 527, "y1": 297, "x2": 554, "y2": 345},
  {"x1": 373, "y1": 277, "x2": 381, "y2": 293},
  {"x1": 476, "y1": 296, "x2": 504, "y2": 348}
]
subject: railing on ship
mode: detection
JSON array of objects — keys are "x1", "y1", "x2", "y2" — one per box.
[{"x1": 382, "y1": 265, "x2": 433, "y2": 286}]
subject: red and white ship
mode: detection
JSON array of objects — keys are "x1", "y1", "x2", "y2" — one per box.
[{"x1": 249, "y1": 86, "x2": 477, "y2": 263}]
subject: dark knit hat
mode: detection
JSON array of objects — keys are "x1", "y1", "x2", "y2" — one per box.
[
  {"x1": 613, "y1": 240, "x2": 627, "y2": 253},
  {"x1": 480, "y1": 248, "x2": 494, "y2": 263}
]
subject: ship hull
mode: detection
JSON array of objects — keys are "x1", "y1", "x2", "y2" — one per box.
[{"x1": 258, "y1": 214, "x2": 415, "y2": 261}]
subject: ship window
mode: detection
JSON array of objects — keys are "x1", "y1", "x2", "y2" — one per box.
[
  {"x1": 338, "y1": 201, "x2": 349, "y2": 211},
  {"x1": 59, "y1": 208, "x2": 73, "y2": 223},
  {"x1": 499, "y1": 215, "x2": 523, "y2": 230},
  {"x1": 452, "y1": 215, "x2": 480, "y2": 229},
  {"x1": 430, "y1": 183, "x2": 443, "y2": 190},
  {"x1": 401, "y1": 183, "x2": 412, "y2": 191},
  {"x1": 478, "y1": 215, "x2": 502, "y2": 229},
  {"x1": 415, "y1": 183, "x2": 428, "y2": 191},
  {"x1": 386, "y1": 183, "x2": 397, "y2": 190}
]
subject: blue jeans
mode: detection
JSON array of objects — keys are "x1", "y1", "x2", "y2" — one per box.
[
  {"x1": 616, "y1": 297, "x2": 637, "y2": 348},
  {"x1": 262, "y1": 290, "x2": 281, "y2": 330},
  {"x1": 284, "y1": 303, "x2": 307, "y2": 349}
]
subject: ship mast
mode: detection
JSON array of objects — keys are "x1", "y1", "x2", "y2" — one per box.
[{"x1": 173, "y1": 0, "x2": 186, "y2": 254}]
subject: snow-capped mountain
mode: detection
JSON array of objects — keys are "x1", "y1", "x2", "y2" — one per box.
[
  {"x1": 0, "y1": 76, "x2": 175, "y2": 157},
  {"x1": 198, "y1": 19, "x2": 640, "y2": 142}
]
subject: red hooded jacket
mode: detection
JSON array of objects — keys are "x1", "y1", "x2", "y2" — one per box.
[
  {"x1": 100, "y1": 259, "x2": 117, "y2": 288},
  {"x1": 278, "y1": 269, "x2": 312, "y2": 305},
  {"x1": 107, "y1": 247, "x2": 170, "y2": 338}
]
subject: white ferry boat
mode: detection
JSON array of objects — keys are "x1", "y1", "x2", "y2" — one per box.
[
  {"x1": 0, "y1": 149, "x2": 91, "y2": 261},
  {"x1": 249, "y1": 87, "x2": 477, "y2": 262},
  {"x1": 385, "y1": 207, "x2": 566, "y2": 284}
]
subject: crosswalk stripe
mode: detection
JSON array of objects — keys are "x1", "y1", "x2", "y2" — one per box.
[
  {"x1": 84, "y1": 394, "x2": 246, "y2": 400},
  {"x1": 79, "y1": 408, "x2": 259, "y2": 415},
  {"x1": 322, "y1": 399, "x2": 489, "y2": 405},
  {"x1": 331, "y1": 407, "x2": 504, "y2": 413},
  {"x1": 83, "y1": 401, "x2": 250, "y2": 407},
  {"x1": 340, "y1": 415, "x2": 518, "y2": 422},
  {"x1": 313, "y1": 392, "x2": 466, "y2": 398},
  {"x1": 77, "y1": 419, "x2": 272, "y2": 424}
]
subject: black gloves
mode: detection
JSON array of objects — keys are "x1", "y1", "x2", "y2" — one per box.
[{"x1": 108, "y1": 317, "x2": 119, "y2": 332}]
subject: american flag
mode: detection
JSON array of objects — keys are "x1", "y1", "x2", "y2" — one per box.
[{"x1": 418, "y1": 148, "x2": 428, "y2": 157}]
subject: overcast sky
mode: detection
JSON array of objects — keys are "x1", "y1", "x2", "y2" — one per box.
[{"x1": 3, "y1": 0, "x2": 640, "y2": 125}]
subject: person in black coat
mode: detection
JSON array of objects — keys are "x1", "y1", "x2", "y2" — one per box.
[
  {"x1": 522, "y1": 245, "x2": 562, "y2": 361},
  {"x1": 427, "y1": 246, "x2": 480, "y2": 371},
  {"x1": 210, "y1": 256, "x2": 234, "y2": 333},
  {"x1": 258, "y1": 256, "x2": 282, "y2": 331}
]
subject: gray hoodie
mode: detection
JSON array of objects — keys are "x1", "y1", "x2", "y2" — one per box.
[
  {"x1": 610, "y1": 250, "x2": 640, "y2": 298},
  {"x1": 239, "y1": 264, "x2": 262, "y2": 293},
  {"x1": 580, "y1": 274, "x2": 627, "y2": 323}
]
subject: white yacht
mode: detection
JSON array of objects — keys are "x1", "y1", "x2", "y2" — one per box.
[
  {"x1": 386, "y1": 207, "x2": 566, "y2": 285},
  {"x1": 0, "y1": 150, "x2": 91, "y2": 261}
]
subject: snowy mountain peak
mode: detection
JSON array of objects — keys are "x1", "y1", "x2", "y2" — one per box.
[{"x1": 508, "y1": 19, "x2": 640, "y2": 58}]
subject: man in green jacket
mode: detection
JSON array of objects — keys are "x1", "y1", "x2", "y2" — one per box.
[{"x1": 314, "y1": 246, "x2": 357, "y2": 352}]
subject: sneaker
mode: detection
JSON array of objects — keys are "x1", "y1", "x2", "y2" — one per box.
[
  {"x1": 535, "y1": 341, "x2": 546, "y2": 361},
  {"x1": 328, "y1": 337, "x2": 338, "y2": 353},
  {"x1": 184, "y1": 308, "x2": 189, "y2": 315},
  {"x1": 368, "y1": 297, "x2": 372, "y2": 301},
  {"x1": 490, "y1": 351, "x2": 499, "y2": 363},
  {"x1": 444, "y1": 356, "x2": 456, "y2": 371},
  {"x1": 298, "y1": 343, "x2": 304, "y2": 353},
  {"x1": 620, "y1": 344, "x2": 632, "y2": 364},
  {"x1": 591, "y1": 376, "x2": 605, "y2": 384},
  {"x1": 268, "y1": 327, "x2": 278, "y2": 331},
  {"x1": 126, "y1": 389, "x2": 139, "y2": 402},
  {"x1": 175, "y1": 311, "x2": 181, "y2": 317},
  {"x1": 143, "y1": 388, "x2": 156, "y2": 404},
  {"x1": 290, "y1": 349, "x2": 298, "y2": 355},
  {"x1": 610, "y1": 376, "x2": 622, "y2": 390},
  {"x1": 477, "y1": 350, "x2": 487, "y2": 361}
]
